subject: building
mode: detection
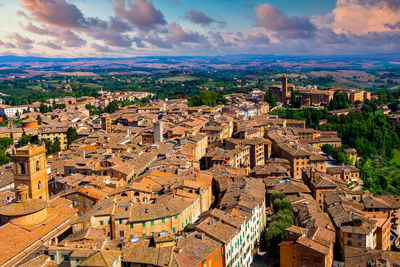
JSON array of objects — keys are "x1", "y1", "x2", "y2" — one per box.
[
  {"x1": 175, "y1": 231, "x2": 223, "y2": 267},
  {"x1": 12, "y1": 144, "x2": 49, "y2": 201},
  {"x1": 0, "y1": 105, "x2": 31, "y2": 117},
  {"x1": 154, "y1": 121, "x2": 164, "y2": 143},
  {"x1": 38, "y1": 126, "x2": 69, "y2": 150},
  {"x1": 280, "y1": 224, "x2": 335, "y2": 267},
  {"x1": 0, "y1": 144, "x2": 76, "y2": 266},
  {"x1": 270, "y1": 74, "x2": 295, "y2": 103},
  {"x1": 101, "y1": 114, "x2": 111, "y2": 133}
]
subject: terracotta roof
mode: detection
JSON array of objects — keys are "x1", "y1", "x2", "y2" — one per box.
[{"x1": 79, "y1": 250, "x2": 120, "y2": 267}]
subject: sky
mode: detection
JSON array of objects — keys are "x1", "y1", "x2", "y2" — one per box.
[{"x1": 0, "y1": 0, "x2": 399, "y2": 57}]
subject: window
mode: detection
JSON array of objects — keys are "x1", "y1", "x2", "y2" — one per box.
[
  {"x1": 215, "y1": 255, "x2": 217, "y2": 262},
  {"x1": 50, "y1": 255, "x2": 55, "y2": 261},
  {"x1": 20, "y1": 163, "x2": 25, "y2": 174},
  {"x1": 347, "y1": 233, "x2": 352, "y2": 238},
  {"x1": 63, "y1": 255, "x2": 69, "y2": 261},
  {"x1": 151, "y1": 220, "x2": 154, "y2": 226},
  {"x1": 83, "y1": 202, "x2": 87, "y2": 207},
  {"x1": 162, "y1": 218, "x2": 165, "y2": 223},
  {"x1": 38, "y1": 180, "x2": 41, "y2": 189},
  {"x1": 130, "y1": 223, "x2": 133, "y2": 229},
  {"x1": 120, "y1": 231, "x2": 124, "y2": 237},
  {"x1": 142, "y1": 222, "x2": 146, "y2": 227},
  {"x1": 347, "y1": 240, "x2": 352, "y2": 246},
  {"x1": 358, "y1": 234, "x2": 362, "y2": 239},
  {"x1": 219, "y1": 252, "x2": 221, "y2": 258},
  {"x1": 100, "y1": 221, "x2": 104, "y2": 226},
  {"x1": 174, "y1": 215, "x2": 178, "y2": 219},
  {"x1": 173, "y1": 227, "x2": 176, "y2": 233}
]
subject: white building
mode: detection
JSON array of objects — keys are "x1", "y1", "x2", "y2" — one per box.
[{"x1": 0, "y1": 105, "x2": 31, "y2": 117}]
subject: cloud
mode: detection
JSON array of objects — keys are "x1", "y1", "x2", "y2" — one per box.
[
  {"x1": 246, "y1": 33, "x2": 270, "y2": 45},
  {"x1": 57, "y1": 30, "x2": 86, "y2": 47},
  {"x1": 315, "y1": 0, "x2": 400, "y2": 35},
  {"x1": 385, "y1": 21, "x2": 400, "y2": 29},
  {"x1": 9, "y1": 33, "x2": 34, "y2": 50},
  {"x1": 24, "y1": 22, "x2": 58, "y2": 36},
  {"x1": 145, "y1": 34, "x2": 173, "y2": 48},
  {"x1": 255, "y1": 4, "x2": 316, "y2": 39},
  {"x1": 108, "y1": 17, "x2": 132, "y2": 32},
  {"x1": 40, "y1": 41, "x2": 62, "y2": 50},
  {"x1": 91, "y1": 43, "x2": 111, "y2": 52},
  {"x1": 184, "y1": 8, "x2": 226, "y2": 27},
  {"x1": 185, "y1": 8, "x2": 213, "y2": 26},
  {"x1": 209, "y1": 31, "x2": 231, "y2": 47},
  {"x1": 112, "y1": 0, "x2": 166, "y2": 32},
  {"x1": 20, "y1": 0, "x2": 87, "y2": 28},
  {"x1": 167, "y1": 21, "x2": 208, "y2": 44}
]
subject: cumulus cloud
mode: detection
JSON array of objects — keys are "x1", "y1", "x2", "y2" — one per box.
[
  {"x1": 385, "y1": 21, "x2": 400, "y2": 29},
  {"x1": 185, "y1": 8, "x2": 226, "y2": 27},
  {"x1": 185, "y1": 8, "x2": 213, "y2": 26},
  {"x1": 57, "y1": 30, "x2": 86, "y2": 47},
  {"x1": 209, "y1": 31, "x2": 231, "y2": 47},
  {"x1": 315, "y1": 0, "x2": 400, "y2": 35},
  {"x1": 246, "y1": 33, "x2": 270, "y2": 45},
  {"x1": 20, "y1": 0, "x2": 87, "y2": 28},
  {"x1": 24, "y1": 22, "x2": 58, "y2": 36},
  {"x1": 40, "y1": 41, "x2": 62, "y2": 50},
  {"x1": 9, "y1": 33, "x2": 34, "y2": 50},
  {"x1": 113, "y1": 0, "x2": 166, "y2": 32},
  {"x1": 91, "y1": 43, "x2": 111, "y2": 52},
  {"x1": 145, "y1": 34, "x2": 173, "y2": 48},
  {"x1": 255, "y1": 3, "x2": 316, "y2": 39},
  {"x1": 167, "y1": 21, "x2": 208, "y2": 44}
]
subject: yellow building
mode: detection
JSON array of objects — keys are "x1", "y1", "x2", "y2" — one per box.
[
  {"x1": 38, "y1": 127, "x2": 69, "y2": 150},
  {"x1": 12, "y1": 144, "x2": 49, "y2": 201},
  {"x1": 101, "y1": 114, "x2": 111, "y2": 133}
]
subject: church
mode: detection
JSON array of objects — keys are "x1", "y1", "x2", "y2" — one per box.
[{"x1": 0, "y1": 144, "x2": 77, "y2": 266}]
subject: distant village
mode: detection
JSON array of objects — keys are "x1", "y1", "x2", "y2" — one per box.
[{"x1": 0, "y1": 76, "x2": 399, "y2": 267}]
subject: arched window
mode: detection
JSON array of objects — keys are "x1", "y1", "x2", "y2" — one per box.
[
  {"x1": 36, "y1": 161, "x2": 40, "y2": 171},
  {"x1": 143, "y1": 197, "x2": 148, "y2": 203},
  {"x1": 134, "y1": 192, "x2": 140, "y2": 196},
  {"x1": 38, "y1": 180, "x2": 41, "y2": 190}
]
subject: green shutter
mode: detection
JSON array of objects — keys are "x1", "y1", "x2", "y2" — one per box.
[
  {"x1": 162, "y1": 218, "x2": 165, "y2": 223},
  {"x1": 130, "y1": 223, "x2": 133, "y2": 229},
  {"x1": 142, "y1": 222, "x2": 146, "y2": 227},
  {"x1": 151, "y1": 220, "x2": 154, "y2": 226},
  {"x1": 100, "y1": 221, "x2": 103, "y2": 226}
]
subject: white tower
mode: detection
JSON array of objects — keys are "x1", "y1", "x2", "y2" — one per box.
[{"x1": 154, "y1": 121, "x2": 164, "y2": 143}]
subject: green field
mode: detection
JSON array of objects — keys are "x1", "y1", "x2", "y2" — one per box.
[{"x1": 159, "y1": 75, "x2": 198, "y2": 82}]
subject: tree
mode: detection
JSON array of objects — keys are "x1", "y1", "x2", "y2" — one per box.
[
  {"x1": 67, "y1": 127, "x2": 78, "y2": 146},
  {"x1": 265, "y1": 195, "x2": 294, "y2": 254},
  {"x1": 53, "y1": 137, "x2": 61, "y2": 153},
  {"x1": 328, "y1": 92, "x2": 351, "y2": 111},
  {"x1": 290, "y1": 90, "x2": 302, "y2": 108},
  {"x1": 37, "y1": 114, "x2": 42, "y2": 125},
  {"x1": 188, "y1": 91, "x2": 227, "y2": 107},
  {"x1": 264, "y1": 90, "x2": 277, "y2": 108}
]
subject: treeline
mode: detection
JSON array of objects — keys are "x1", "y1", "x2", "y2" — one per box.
[{"x1": 319, "y1": 101, "x2": 400, "y2": 194}]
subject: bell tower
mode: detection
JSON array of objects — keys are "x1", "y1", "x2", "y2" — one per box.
[
  {"x1": 12, "y1": 144, "x2": 49, "y2": 201},
  {"x1": 281, "y1": 74, "x2": 288, "y2": 100}
]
